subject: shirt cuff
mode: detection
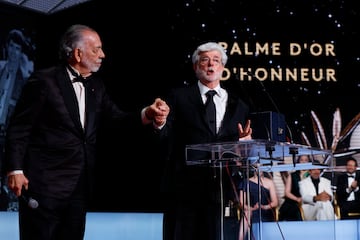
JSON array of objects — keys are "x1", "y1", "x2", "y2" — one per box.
[
  {"x1": 7, "y1": 170, "x2": 24, "y2": 176},
  {"x1": 141, "y1": 108, "x2": 152, "y2": 125}
]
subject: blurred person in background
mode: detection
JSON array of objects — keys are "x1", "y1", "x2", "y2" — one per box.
[
  {"x1": 299, "y1": 162, "x2": 335, "y2": 221},
  {"x1": 278, "y1": 155, "x2": 311, "y2": 221},
  {"x1": 238, "y1": 170, "x2": 278, "y2": 240},
  {"x1": 336, "y1": 157, "x2": 360, "y2": 219}
]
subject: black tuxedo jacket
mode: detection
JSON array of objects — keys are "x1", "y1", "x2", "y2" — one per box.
[
  {"x1": 4, "y1": 65, "x2": 143, "y2": 200},
  {"x1": 336, "y1": 171, "x2": 360, "y2": 205},
  {"x1": 162, "y1": 83, "x2": 250, "y2": 201}
]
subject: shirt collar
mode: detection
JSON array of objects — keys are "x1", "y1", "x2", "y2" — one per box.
[
  {"x1": 67, "y1": 66, "x2": 81, "y2": 81},
  {"x1": 197, "y1": 81, "x2": 223, "y2": 97}
]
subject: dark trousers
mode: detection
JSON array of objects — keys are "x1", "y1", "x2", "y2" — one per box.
[
  {"x1": 19, "y1": 194, "x2": 87, "y2": 240},
  {"x1": 163, "y1": 202, "x2": 239, "y2": 240}
]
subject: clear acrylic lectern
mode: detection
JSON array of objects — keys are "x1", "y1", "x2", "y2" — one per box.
[{"x1": 185, "y1": 139, "x2": 333, "y2": 240}]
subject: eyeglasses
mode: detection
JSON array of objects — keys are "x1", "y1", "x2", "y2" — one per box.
[{"x1": 198, "y1": 57, "x2": 222, "y2": 66}]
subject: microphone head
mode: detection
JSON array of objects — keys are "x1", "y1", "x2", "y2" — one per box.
[{"x1": 28, "y1": 198, "x2": 39, "y2": 209}]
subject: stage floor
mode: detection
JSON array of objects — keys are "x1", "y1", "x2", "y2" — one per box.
[
  {"x1": 252, "y1": 219, "x2": 360, "y2": 240},
  {"x1": 0, "y1": 211, "x2": 359, "y2": 240},
  {"x1": 0, "y1": 211, "x2": 163, "y2": 240}
]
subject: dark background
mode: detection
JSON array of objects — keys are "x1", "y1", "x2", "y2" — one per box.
[{"x1": 0, "y1": 0, "x2": 359, "y2": 212}]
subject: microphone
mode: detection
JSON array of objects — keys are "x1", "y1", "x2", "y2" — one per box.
[{"x1": 20, "y1": 187, "x2": 39, "y2": 209}]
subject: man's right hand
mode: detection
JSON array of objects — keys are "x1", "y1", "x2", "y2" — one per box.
[{"x1": 7, "y1": 173, "x2": 29, "y2": 197}]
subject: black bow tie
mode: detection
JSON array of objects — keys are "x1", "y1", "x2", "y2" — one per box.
[
  {"x1": 348, "y1": 174, "x2": 355, "y2": 178},
  {"x1": 68, "y1": 66, "x2": 90, "y2": 84},
  {"x1": 72, "y1": 76, "x2": 88, "y2": 84}
]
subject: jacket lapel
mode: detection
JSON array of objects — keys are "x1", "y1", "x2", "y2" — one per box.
[
  {"x1": 189, "y1": 86, "x2": 215, "y2": 134},
  {"x1": 57, "y1": 67, "x2": 84, "y2": 132},
  {"x1": 84, "y1": 80, "x2": 96, "y2": 135},
  {"x1": 217, "y1": 92, "x2": 237, "y2": 136}
]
